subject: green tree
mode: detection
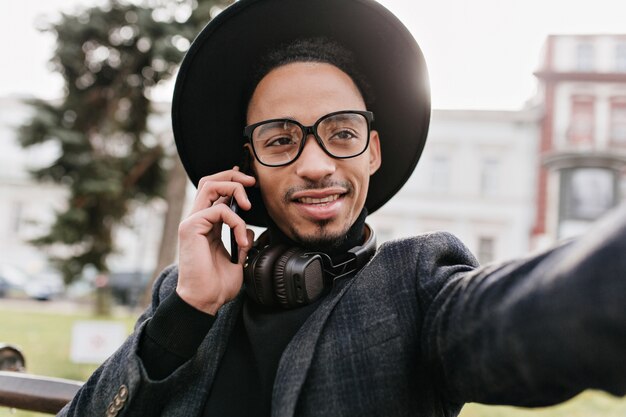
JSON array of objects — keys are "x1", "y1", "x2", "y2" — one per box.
[{"x1": 18, "y1": 0, "x2": 232, "y2": 287}]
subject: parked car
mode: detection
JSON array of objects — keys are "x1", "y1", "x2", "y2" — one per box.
[
  {"x1": 108, "y1": 271, "x2": 151, "y2": 307},
  {"x1": 23, "y1": 271, "x2": 64, "y2": 301},
  {"x1": 0, "y1": 265, "x2": 64, "y2": 300},
  {"x1": 0, "y1": 264, "x2": 29, "y2": 298},
  {"x1": 0, "y1": 276, "x2": 8, "y2": 298}
]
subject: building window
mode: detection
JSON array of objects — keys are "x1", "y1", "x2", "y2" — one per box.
[
  {"x1": 561, "y1": 168, "x2": 616, "y2": 221},
  {"x1": 576, "y1": 43, "x2": 594, "y2": 71},
  {"x1": 480, "y1": 158, "x2": 499, "y2": 196},
  {"x1": 477, "y1": 237, "x2": 495, "y2": 264},
  {"x1": 430, "y1": 155, "x2": 450, "y2": 192},
  {"x1": 609, "y1": 99, "x2": 626, "y2": 144},
  {"x1": 616, "y1": 43, "x2": 626, "y2": 72},
  {"x1": 568, "y1": 95, "x2": 595, "y2": 144},
  {"x1": 10, "y1": 201, "x2": 23, "y2": 235}
]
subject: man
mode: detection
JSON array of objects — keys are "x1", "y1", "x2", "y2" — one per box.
[{"x1": 59, "y1": 0, "x2": 626, "y2": 415}]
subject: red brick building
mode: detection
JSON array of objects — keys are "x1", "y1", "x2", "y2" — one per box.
[{"x1": 532, "y1": 34, "x2": 626, "y2": 247}]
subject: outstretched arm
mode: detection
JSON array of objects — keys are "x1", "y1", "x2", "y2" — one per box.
[{"x1": 423, "y1": 207, "x2": 626, "y2": 407}]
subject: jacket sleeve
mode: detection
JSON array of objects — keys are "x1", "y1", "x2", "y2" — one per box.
[
  {"x1": 57, "y1": 265, "x2": 214, "y2": 417},
  {"x1": 421, "y1": 206, "x2": 626, "y2": 407}
]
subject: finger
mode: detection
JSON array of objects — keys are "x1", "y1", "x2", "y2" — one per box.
[
  {"x1": 196, "y1": 169, "x2": 255, "y2": 192},
  {"x1": 179, "y1": 203, "x2": 246, "y2": 244},
  {"x1": 196, "y1": 168, "x2": 254, "y2": 186},
  {"x1": 193, "y1": 168, "x2": 256, "y2": 211},
  {"x1": 191, "y1": 181, "x2": 252, "y2": 214},
  {"x1": 238, "y1": 228, "x2": 256, "y2": 266},
  {"x1": 213, "y1": 195, "x2": 230, "y2": 207},
  {"x1": 203, "y1": 204, "x2": 250, "y2": 248}
]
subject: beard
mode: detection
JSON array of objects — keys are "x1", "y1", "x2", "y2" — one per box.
[
  {"x1": 286, "y1": 219, "x2": 352, "y2": 252},
  {"x1": 282, "y1": 178, "x2": 355, "y2": 251}
]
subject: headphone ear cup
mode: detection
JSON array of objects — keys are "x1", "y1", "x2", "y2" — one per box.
[
  {"x1": 244, "y1": 245, "x2": 287, "y2": 307},
  {"x1": 273, "y1": 247, "x2": 303, "y2": 308}
]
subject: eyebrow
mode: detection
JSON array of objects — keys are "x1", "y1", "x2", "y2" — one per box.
[
  {"x1": 255, "y1": 120, "x2": 297, "y2": 137},
  {"x1": 323, "y1": 113, "x2": 361, "y2": 123},
  {"x1": 252, "y1": 112, "x2": 364, "y2": 137}
]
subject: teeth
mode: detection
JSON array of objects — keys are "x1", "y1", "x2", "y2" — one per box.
[{"x1": 298, "y1": 194, "x2": 340, "y2": 204}]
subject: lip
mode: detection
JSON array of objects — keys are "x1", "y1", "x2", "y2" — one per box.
[
  {"x1": 290, "y1": 188, "x2": 347, "y2": 221},
  {"x1": 290, "y1": 187, "x2": 347, "y2": 201}
]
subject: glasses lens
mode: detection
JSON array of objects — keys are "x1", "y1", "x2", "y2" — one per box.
[
  {"x1": 249, "y1": 112, "x2": 371, "y2": 166},
  {"x1": 317, "y1": 112, "x2": 369, "y2": 157},
  {"x1": 251, "y1": 120, "x2": 302, "y2": 166}
]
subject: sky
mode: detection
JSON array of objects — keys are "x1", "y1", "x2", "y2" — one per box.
[{"x1": 2, "y1": 0, "x2": 626, "y2": 110}]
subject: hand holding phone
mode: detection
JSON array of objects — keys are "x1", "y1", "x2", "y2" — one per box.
[{"x1": 176, "y1": 165, "x2": 255, "y2": 315}]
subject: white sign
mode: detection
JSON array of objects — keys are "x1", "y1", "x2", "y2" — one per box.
[{"x1": 70, "y1": 321, "x2": 127, "y2": 364}]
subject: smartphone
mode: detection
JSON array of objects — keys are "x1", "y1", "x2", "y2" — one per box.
[
  {"x1": 230, "y1": 148, "x2": 252, "y2": 264},
  {"x1": 229, "y1": 196, "x2": 240, "y2": 264}
]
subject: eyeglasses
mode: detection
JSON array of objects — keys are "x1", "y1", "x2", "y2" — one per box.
[{"x1": 244, "y1": 110, "x2": 374, "y2": 167}]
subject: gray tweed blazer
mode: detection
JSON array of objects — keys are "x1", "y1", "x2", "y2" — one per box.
[{"x1": 59, "y1": 208, "x2": 626, "y2": 417}]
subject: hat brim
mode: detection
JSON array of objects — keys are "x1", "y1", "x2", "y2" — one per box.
[{"x1": 172, "y1": 0, "x2": 430, "y2": 226}]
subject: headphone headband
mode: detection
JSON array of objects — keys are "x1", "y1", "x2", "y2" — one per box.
[{"x1": 244, "y1": 223, "x2": 377, "y2": 308}]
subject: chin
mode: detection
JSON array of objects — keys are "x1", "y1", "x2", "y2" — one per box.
[{"x1": 290, "y1": 220, "x2": 350, "y2": 251}]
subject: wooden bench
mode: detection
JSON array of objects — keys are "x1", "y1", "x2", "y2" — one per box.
[
  {"x1": 0, "y1": 371, "x2": 82, "y2": 414},
  {"x1": 0, "y1": 345, "x2": 81, "y2": 414}
]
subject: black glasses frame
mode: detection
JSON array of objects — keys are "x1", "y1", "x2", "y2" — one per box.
[{"x1": 243, "y1": 110, "x2": 374, "y2": 167}]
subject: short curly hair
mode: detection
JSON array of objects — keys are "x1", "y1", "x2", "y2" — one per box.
[{"x1": 245, "y1": 37, "x2": 373, "y2": 111}]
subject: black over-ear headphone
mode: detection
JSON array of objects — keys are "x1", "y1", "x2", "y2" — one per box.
[{"x1": 243, "y1": 224, "x2": 376, "y2": 309}]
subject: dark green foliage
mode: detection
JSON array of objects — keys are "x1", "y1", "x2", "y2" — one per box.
[{"x1": 19, "y1": 0, "x2": 232, "y2": 283}]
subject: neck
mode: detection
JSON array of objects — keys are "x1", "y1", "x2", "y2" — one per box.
[{"x1": 266, "y1": 208, "x2": 368, "y2": 259}]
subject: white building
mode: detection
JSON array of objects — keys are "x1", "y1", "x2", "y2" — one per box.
[
  {"x1": 0, "y1": 96, "x2": 165, "y2": 285},
  {"x1": 370, "y1": 108, "x2": 540, "y2": 263},
  {"x1": 0, "y1": 96, "x2": 68, "y2": 277}
]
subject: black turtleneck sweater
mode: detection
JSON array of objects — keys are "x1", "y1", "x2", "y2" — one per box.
[{"x1": 138, "y1": 209, "x2": 368, "y2": 416}]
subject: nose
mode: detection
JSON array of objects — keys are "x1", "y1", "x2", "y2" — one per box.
[{"x1": 294, "y1": 134, "x2": 336, "y2": 180}]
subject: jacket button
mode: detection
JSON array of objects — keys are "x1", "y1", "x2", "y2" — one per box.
[
  {"x1": 107, "y1": 403, "x2": 119, "y2": 416},
  {"x1": 119, "y1": 384, "x2": 129, "y2": 400}
]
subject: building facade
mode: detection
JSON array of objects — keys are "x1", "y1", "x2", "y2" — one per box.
[
  {"x1": 0, "y1": 97, "x2": 68, "y2": 278},
  {"x1": 0, "y1": 96, "x2": 165, "y2": 289},
  {"x1": 369, "y1": 108, "x2": 540, "y2": 264},
  {"x1": 532, "y1": 34, "x2": 626, "y2": 247}
]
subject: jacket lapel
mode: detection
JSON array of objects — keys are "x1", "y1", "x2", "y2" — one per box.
[{"x1": 271, "y1": 275, "x2": 358, "y2": 417}]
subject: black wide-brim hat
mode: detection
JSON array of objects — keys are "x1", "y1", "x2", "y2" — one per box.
[{"x1": 172, "y1": 0, "x2": 430, "y2": 226}]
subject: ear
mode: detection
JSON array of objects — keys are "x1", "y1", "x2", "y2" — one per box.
[
  {"x1": 243, "y1": 144, "x2": 259, "y2": 181},
  {"x1": 368, "y1": 130, "x2": 382, "y2": 175}
]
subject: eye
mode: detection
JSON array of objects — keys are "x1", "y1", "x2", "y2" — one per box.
[
  {"x1": 253, "y1": 120, "x2": 300, "y2": 149},
  {"x1": 266, "y1": 136, "x2": 297, "y2": 147},
  {"x1": 331, "y1": 129, "x2": 358, "y2": 140},
  {"x1": 319, "y1": 113, "x2": 367, "y2": 143}
]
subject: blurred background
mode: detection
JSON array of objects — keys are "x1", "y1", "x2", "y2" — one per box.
[{"x1": 1, "y1": 0, "x2": 626, "y2": 416}]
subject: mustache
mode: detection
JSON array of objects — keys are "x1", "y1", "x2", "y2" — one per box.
[{"x1": 283, "y1": 179, "x2": 353, "y2": 203}]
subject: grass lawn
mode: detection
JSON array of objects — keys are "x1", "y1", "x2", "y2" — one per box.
[
  {"x1": 1, "y1": 301, "x2": 625, "y2": 417},
  {"x1": 0, "y1": 301, "x2": 138, "y2": 417},
  {"x1": 460, "y1": 390, "x2": 626, "y2": 417}
]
